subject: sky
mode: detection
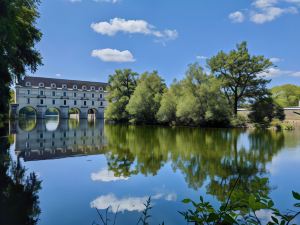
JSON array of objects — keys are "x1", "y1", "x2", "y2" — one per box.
[{"x1": 31, "y1": 0, "x2": 300, "y2": 87}]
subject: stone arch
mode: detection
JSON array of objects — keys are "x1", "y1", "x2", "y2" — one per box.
[
  {"x1": 19, "y1": 106, "x2": 37, "y2": 118},
  {"x1": 88, "y1": 108, "x2": 98, "y2": 121},
  {"x1": 18, "y1": 106, "x2": 37, "y2": 132},
  {"x1": 69, "y1": 107, "x2": 81, "y2": 120},
  {"x1": 45, "y1": 107, "x2": 61, "y2": 117}
]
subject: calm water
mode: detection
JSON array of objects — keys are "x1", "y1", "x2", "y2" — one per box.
[{"x1": 3, "y1": 117, "x2": 300, "y2": 224}]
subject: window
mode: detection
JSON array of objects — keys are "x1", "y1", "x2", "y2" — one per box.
[
  {"x1": 27, "y1": 90, "x2": 30, "y2": 95},
  {"x1": 74, "y1": 100, "x2": 77, "y2": 105},
  {"x1": 99, "y1": 87, "x2": 103, "y2": 91},
  {"x1": 40, "y1": 99, "x2": 43, "y2": 105},
  {"x1": 62, "y1": 84, "x2": 67, "y2": 89},
  {"x1": 40, "y1": 90, "x2": 44, "y2": 95},
  {"x1": 64, "y1": 100, "x2": 67, "y2": 105},
  {"x1": 74, "y1": 92, "x2": 77, "y2": 97},
  {"x1": 84, "y1": 101, "x2": 86, "y2": 106},
  {"x1": 73, "y1": 85, "x2": 77, "y2": 89},
  {"x1": 91, "y1": 86, "x2": 95, "y2": 90},
  {"x1": 40, "y1": 133, "x2": 43, "y2": 138},
  {"x1": 52, "y1": 91, "x2": 55, "y2": 96},
  {"x1": 83, "y1": 93, "x2": 86, "y2": 98},
  {"x1": 100, "y1": 94, "x2": 102, "y2": 99},
  {"x1": 52, "y1": 133, "x2": 55, "y2": 138},
  {"x1": 40, "y1": 142, "x2": 43, "y2": 148},
  {"x1": 100, "y1": 101, "x2": 103, "y2": 106},
  {"x1": 92, "y1": 93, "x2": 94, "y2": 98},
  {"x1": 63, "y1": 92, "x2": 66, "y2": 97},
  {"x1": 51, "y1": 83, "x2": 56, "y2": 88},
  {"x1": 52, "y1": 99, "x2": 55, "y2": 105},
  {"x1": 82, "y1": 85, "x2": 86, "y2": 90},
  {"x1": 92, "y1": 101, "x2": 94, "y2": 106},
  {"x1": 26, "y1": 82, "x2": 31, "y2": 87},
  {"x1": 39, "y1": 83, "x2": 44, "y2": 87},
  {"x1": 27, "y1": 98, "x2": 30, "y2": 104}
]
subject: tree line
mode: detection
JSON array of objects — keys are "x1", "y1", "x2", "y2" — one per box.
[{"x1": 105, "y1": 42, "x2": 285, "y2": 127}]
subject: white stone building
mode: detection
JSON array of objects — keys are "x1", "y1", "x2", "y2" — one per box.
[{"x1": 11, "y1": 76, "x2": 108, "y2": 119}]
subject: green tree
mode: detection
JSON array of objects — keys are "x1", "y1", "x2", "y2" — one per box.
[
  {"x1": 105, "y1": 69, "x2": 138, "y2": 122},
  {"x1": 271, "y1": 84, "x2": 300, "y2": 107},
  {"x1": 249, "y1": 94, "x2": 285, "y2": 127},
  {"x1": 0, "y1": 0, "x2": 42, "y2": 116},
  {"x1": 126, "y1": 71, "x2": 166, "y2": 124},
  {"x1": 208, "y1": 42, "x2": 272, "y2": 115},
  {"x1": 176, "y1": 63, "x2": 231, "y2": 126},
  {"x1": 156, "y1": 80, "x2": 182, "y2": 124}
]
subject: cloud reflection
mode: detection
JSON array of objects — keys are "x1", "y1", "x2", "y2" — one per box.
[
  {"x1": 91, "y1": 168, "x2": 129, "y2": 182},
  {"x1": 90, "y1": 192, "x2": 177, "y2": 213}
]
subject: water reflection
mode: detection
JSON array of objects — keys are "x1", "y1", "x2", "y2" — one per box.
[
  {"x1": 10, "y1": 119, "x2": 300, "y2": 224},
  {"x1": 0, "y1": 123, "x2": 41, "y2": 225},
  {"x1": 14, "y1": 117, "x2": 106, "y2": 161}
]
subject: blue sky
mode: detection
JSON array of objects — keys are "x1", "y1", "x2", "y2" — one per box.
[{"x1": 32, "y1": 0, "x2": 300, "y2": 86}]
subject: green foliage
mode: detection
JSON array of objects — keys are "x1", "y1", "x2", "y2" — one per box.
[
  {"x1": 208, "y1": 42, "x2": 272, "y2": 115},
  {"x1": 156, "y1": 81, "x2": 181, "y2": 124},
  {"x1": 181, "y1": 179, "x2": 300, "y2": 225},
  {"x1": 0, "y1": 0, "x2": 42, "y2": 115},
  {"x1": 105, "y1": 69, "x2": 139, "y2": 122},
  {"x1": 271, "y1": 84, "x2": 300, "y2": 107},
  {"x1": 249, "y1": 95, "x2": 285, "y2": 128},
  {"x1": 156, "y1": 63, "x2": 232, "y2": 126},
  {"x1": 126, "y1": 71, "x2": 166, "y2": 124}
]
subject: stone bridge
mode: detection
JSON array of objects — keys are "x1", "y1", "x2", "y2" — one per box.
[{"x1": 10, "y1": 76, "x2": 108, "y2": 119}]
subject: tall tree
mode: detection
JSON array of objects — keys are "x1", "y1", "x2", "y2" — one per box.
[
  {"x1": 208, "y1": 42, "x2": 272, "y2": 115},
  {"x1": 105, "y1": 69, "x2": 138, "y2": 122},
  {"x1": 0, "y1": 0, "x2": 42, "y2": 116},
  {"x1": 126, "y1": 71, "x2": 166, "y2": 124}
]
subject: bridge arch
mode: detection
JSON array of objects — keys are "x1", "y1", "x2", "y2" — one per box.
[
  {"x1": 88, "y1": 108, "x2": 98, "y2": 121},
  {"x1": 18, "y1": 106, "x2": 37, "y2": 131},
  {"x1": 45, "y1": 107, "x2": 60, "y2": 117},
  {"x1": 69, "y1": 107, "x2": 81, "y2": 120}
]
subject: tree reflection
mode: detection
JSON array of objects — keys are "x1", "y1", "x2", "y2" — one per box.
[
  {"x1": 0, "y1": 123, "x2": 41, "y2": 225},
  {"x1": 104, "y1": 125, "x2": 285, "y2": 196}
]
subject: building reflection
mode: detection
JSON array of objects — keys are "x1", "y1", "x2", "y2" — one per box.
[{"x1": 13, "y1": 117, "x2": 106, "y2": 161}]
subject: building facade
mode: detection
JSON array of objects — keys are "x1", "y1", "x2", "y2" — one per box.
[{"x1": 11, "y1": 76, "x2": 108, "y2": 119}]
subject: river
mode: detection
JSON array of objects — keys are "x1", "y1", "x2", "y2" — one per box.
[{"x1": 1, "y1": 117, "x2": 300, "y2": 224}]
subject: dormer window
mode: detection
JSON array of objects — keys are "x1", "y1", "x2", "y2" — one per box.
[
  {"x1": 73, "y1": 85, "x2": 77, "y2": 89},
  {"x1": 99, "y1": 87, "x2": 103, "y2": 91},
  {"x1": 91, "y1": 86, "x2": 95, "y2": 90},
  {"x1": 82, "y1": 85, "x2": 87, "y2": 90},
  {"x1": 62, "y1": 84, "x2": 67, "y2": 89},
  {"x1": 26, "y1": 82, "x2": 31, "y2": 87},
  {"x1": 39, "y1": 82, "x2": 44, "y2": 87},
  {"x1": 51, "y1": 83, "x2": 56, "y2": 88}
]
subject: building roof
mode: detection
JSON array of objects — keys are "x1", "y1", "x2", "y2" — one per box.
[{"x1": 18, "y1": 76, "x2": 108, "y2": 90}]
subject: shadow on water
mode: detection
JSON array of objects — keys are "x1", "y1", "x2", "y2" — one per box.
[{"x1": 0, "y1": 123, "x2": 41, "y2": 225}]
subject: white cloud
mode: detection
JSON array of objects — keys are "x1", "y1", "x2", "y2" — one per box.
[
  {"x1": 270, "y1": 57, "x2": 282, "y2": 63},
  {"x1": 259, "y1": 67, "x2": 300, "y2": 78},
  {"x1": 55, "y1": 73, "x2": 62, "y2": 77},
  {"x1": 250, "y1": 6, "x2": 298, "y2": 24},
  {"x1": 69, "y1": 0, "x2": 82, "y2": 2},
  {"x1": 229, "y1": 11, "x2": 245, "y2": 23},
  {"x1": 94, "y1": 0, "x2": 119, "y2": 3},
  {"x1": 229, "y1": 0, "x2": 299, "y2": 24},
  {"x1": 91, "y1": 48, "x2": 135, "y2": 62},
  {"x1": 291, "y1": 71, "x2": 300, "y2": 76},
  {"x1": 90, "y1": 192, "x2": 177, "y2": 213},
  {"x1": 91, "y1": 18, "x2": 178, "y2": 41},
  {"x1": 91, "y1": 168, "x2": 129, "y2": 182},
  {"x1": 196, "y1": 55, "x2": 208, "y2": 60}
]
